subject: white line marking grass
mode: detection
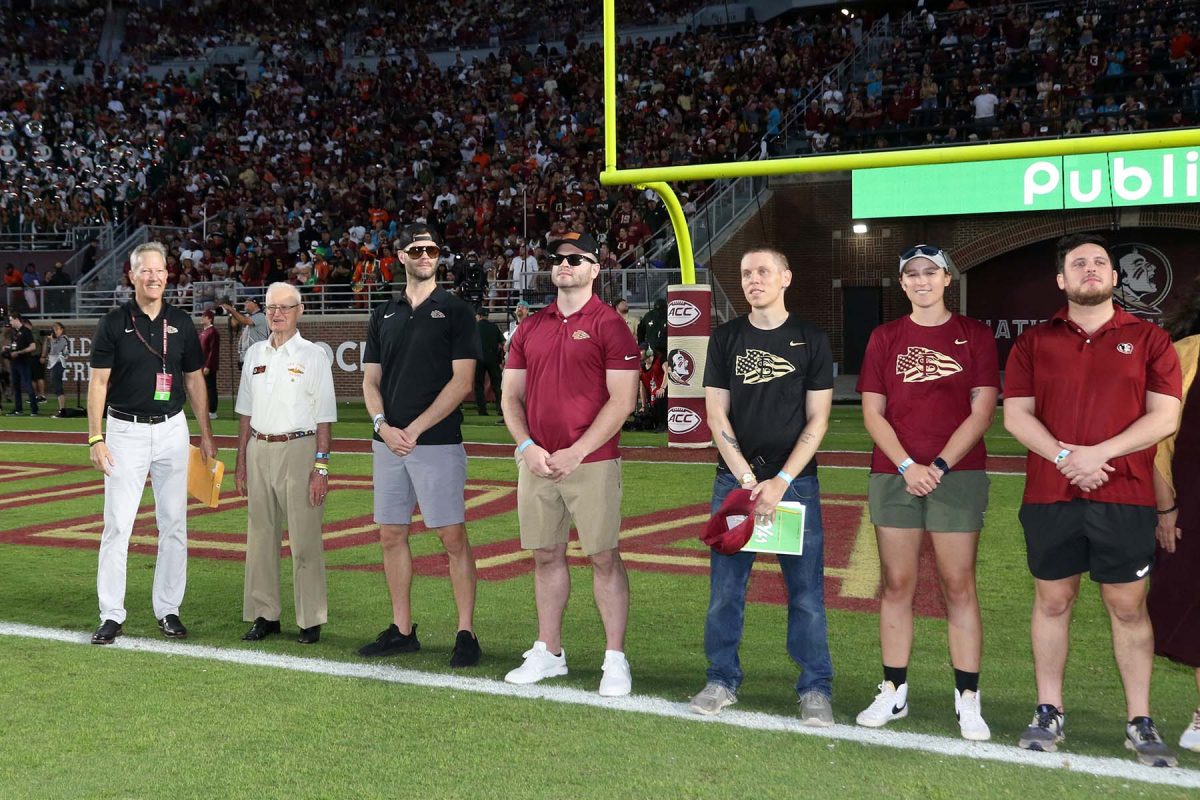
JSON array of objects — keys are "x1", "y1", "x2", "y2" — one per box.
[{"x1": 1, "y1": 621, "x2": 1195, "y2": 789}]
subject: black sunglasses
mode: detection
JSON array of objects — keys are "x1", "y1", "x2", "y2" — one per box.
[
  {"x1": 900, "y1": 244, "x2": 944, "y2": 261},
  {"x1": 404, "y1": 245, "x2": 441, "y2": 258},
  {"x1": 549, "y1": 253, "x2": 598, "y2": 267}
]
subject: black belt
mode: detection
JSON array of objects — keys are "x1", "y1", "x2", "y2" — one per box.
[
  {"x1": 251, "y1": 429, "x2": 316, "y2": 442},
  {"x1": 108, "y1": 409, "x2": 180, "y2": 425}
]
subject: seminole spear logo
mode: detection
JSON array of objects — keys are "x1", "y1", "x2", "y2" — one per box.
[
  {"x1": 896, "y1": 346, "x2": 962, "y2": 383},
  {"x1": 734, "y1": 349, "x2": 795, "y2": 385}
]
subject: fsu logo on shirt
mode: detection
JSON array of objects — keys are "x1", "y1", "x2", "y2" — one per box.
[
  {"x1": 734, "y1": 348, "x2": 795, "y2": 385},
  {"x1": 896, "y1": 346, "x2": 963, "y2": 383}
]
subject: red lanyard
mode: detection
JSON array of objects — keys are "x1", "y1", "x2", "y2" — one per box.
[{"x1": 129, "y1": 313, "x2": 168, "y2": 373}]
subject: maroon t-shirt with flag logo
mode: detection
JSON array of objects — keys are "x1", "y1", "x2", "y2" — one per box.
[
  {"x1": 1004, "y1": 306, "x2": 1182, "y2": 507},
  {"x1": 507, "y1": 294, "x2": 641, "y2": 462},
  {"x1": 857, "y1": 314, "x2": 1000, "y2": 473}
]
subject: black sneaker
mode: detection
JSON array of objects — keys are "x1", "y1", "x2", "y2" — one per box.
[
  {"x1": 357, "y1": 623, "x2": 419, "y2": 657},
  {"x1": 449, "y1": 630, "x2": 482, "y2": 667},
  {"x1": 157, "y1": 613, "x2": 188, "y2": 638},
  {"x1": 91, "y1": 619, "x2": 123, "y2": 645},
  {"x1": 1125, "y1": 716, "x2": 1178, "y2": 767}
]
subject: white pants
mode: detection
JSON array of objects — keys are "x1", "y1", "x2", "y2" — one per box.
[{"x1": 97, "y1": 412, "x2": 190, "y2": 623}]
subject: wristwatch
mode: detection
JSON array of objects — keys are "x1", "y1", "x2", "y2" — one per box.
[
  {"x1": 739, "y1": 471, "x2": 754, "y2": 485},
  {"x1": 372, "y1": 413, "x2": 386, "y2": 434}
]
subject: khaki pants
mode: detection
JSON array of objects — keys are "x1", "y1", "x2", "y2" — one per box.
[{"x1": 243, "y1": 436, "x2": 328, "y2": 629}]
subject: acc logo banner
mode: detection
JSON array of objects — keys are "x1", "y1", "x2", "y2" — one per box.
[
  {"x1": 667, "y1": 300, "x2": 702, "y2": 328},
  {"x1": 667, "y1": 406, "x2": 702, "y2": 434},
  {"x1": 667, "y1": 348, "x2": 696, "y2": 386}
]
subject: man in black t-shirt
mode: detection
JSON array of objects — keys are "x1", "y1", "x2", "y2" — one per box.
[
  {"x1": 358, "y1": 224, "x2": 484, "y2": 667},
  {"x1": 86, "y1": 242, "x2": 217, "y2": 645},
  {"x1": 689, "y1": 247, "x2": 836, "y2": 726}
]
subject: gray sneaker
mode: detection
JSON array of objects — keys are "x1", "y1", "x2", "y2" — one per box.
[
  {"x1": 1125, "y1": 717, "x2": 1178, "y2": 767},
  {"x1": 689, "y1": 681, "x2": 737, "y2": 716},
  {"x1": 798, "y1": 690, "x2": 834, "y2": 727},
  {"x1": 1018, "y1": 704, "x2": 1065, "y2": 752}
]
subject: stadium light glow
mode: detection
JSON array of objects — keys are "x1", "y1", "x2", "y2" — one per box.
[{"x1": 852, "y1": 223, "x2": 869, "y2": 234}]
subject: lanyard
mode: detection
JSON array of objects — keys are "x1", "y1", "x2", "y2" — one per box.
[{"x1": 129, "y1": 313, "x2": 168, "y2": 373}]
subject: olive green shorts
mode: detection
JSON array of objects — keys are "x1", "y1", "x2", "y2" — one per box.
[{"x1": 868, "y1": 470, "x2": 990, "y2": 532}]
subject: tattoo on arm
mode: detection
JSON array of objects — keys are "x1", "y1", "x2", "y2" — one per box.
[
  {"x1": 720, "y1": 430, "x2": 741, "y2": 451},
  {"x1": 970, "y1": 388, "x2": 981, "y2": 403}
]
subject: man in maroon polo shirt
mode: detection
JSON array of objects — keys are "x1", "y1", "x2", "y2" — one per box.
[
  {"x1": 500, "y1": 231, "x2": 641, "y2": 696},
  {"x1": 1004, "y1": 233, "x2": 1182, "y2": 767}
]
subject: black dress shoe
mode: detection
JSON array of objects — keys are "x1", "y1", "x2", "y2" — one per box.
[
  {"x1": 242, "y1": 617, "x2": 281, "y2": 641},
  {"x1": 91, "y1": 619, "x2": 123, "y2": 645},
  {"x1": 157, "y1": 613, "x2": 188, "y2": 638},
  {"x1": 297, "y1": 625, "x2": 321, "y2": 645}
]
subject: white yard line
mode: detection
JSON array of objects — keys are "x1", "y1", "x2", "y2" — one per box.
[{"x1": 1, "y1": 621, "x2": 1195, "y2": 789}]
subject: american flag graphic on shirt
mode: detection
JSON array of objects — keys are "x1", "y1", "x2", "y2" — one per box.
[{"x1": 896, "y1": 346, "x2": 963, "y2": 383}]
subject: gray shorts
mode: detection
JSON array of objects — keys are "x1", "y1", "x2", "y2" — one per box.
[{"x1": 372, "y1": 441, "x2": 467, "y2": 528}]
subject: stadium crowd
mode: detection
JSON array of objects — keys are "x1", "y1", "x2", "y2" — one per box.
[{"x1": 0, "y1": 0, "x2": 1195, "y2": 301}]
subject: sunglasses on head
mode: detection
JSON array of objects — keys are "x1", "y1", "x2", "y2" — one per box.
[
  {"x1": 900, "y1": 244, "x2": 944, "y2": 261},
  {"x1": 550, "y1": 253, "x2": 598, "y2": 267},
  {"x1": 405, "y1": 245, "x2": 441, "y2": 257}
]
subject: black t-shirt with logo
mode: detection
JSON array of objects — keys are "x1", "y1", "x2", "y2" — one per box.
[
  {"x1": 91, "y1": 300, "x2": 204, "y2": 416},
  {"x1": 703, "y1": 314, "x2": 834, "y2": 479},
  {"x1": 364, "y1": 287, "x2": 482, "y2": 445},
  {"x1": 10, "y1": 326, "x2": 34, "y2": 363}
]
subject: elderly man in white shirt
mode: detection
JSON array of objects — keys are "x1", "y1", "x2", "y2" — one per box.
[{"x1": 234, "y1": 282, "x2": 338, "y2": 645}]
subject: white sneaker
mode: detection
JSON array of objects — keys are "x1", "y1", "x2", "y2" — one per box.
[
  {"x1": 208, "y1": 412, "x2": 218, "y2": 420},
  {"x1": 598, "y1": 650, "x2": 632, "y2": 697},
  {"x1": 1181, "y1": 708, "x2": 1200, "y2": 752},
  {"x1": 856, "y1": 681, "x2": 908, "y2": 728},
  {"x1": 955, "y1": 689, "x2": 991, "y2": 741},
  {"x1": 504, "y1": 641, "x2": 568, "y2": 685}
]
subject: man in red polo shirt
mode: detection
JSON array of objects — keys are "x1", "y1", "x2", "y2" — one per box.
[
  {"x1": 500, "y1": 231, "x2": 641, "y2": 696},
  {"x1": 1004, "y1": 233, "x2": 1182, "y2": 767}
]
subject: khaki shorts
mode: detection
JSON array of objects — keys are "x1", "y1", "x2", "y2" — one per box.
[
  {"x1": 517, "y1": 457, "x2": 623, "y2": 555},
  {"x1": 868, "y1": 470, "x2": 990, "y2": 532}
]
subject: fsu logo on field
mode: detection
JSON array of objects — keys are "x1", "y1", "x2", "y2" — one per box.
[
  {"x1": 896, "y1": 346, "x2": 963, "y2": 383},
  {"x1": 667, "y1": 348, "x2": 696, "y2": 386},
  {"x1": 1113, "y1": 243, "x2": 1173, "y2": 318},
  {"x1": 667, "y1": 406, "x2": 702, "y2": 434},
  {"x1": 667, "y1": 300, "x2": 702, "y2": 328}
]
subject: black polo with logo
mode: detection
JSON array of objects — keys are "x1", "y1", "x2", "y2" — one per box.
[
  {"x1": 364, "y1": 287, "x2": 481, "y2": 445},
  {"x1": 91, "y1": 300, "x2": 204, "y2": 416}
]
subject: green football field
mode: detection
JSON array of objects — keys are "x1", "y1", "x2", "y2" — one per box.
[{"x1": 0, "y1": 406, "x2": 1196, "y2": 798}]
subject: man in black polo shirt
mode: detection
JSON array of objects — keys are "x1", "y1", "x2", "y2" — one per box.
[
  {"x1": 87, "y1": 242, "x2": 217, "y2": 645},
  {"x1": 474, "y1": 306, "x2": 504, "y2": 417},
  {"x1": 358, "y1": 224, "x2": 484, "y2": 667}
]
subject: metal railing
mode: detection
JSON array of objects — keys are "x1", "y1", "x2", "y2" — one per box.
[{"x1": 0, "y1": 224, "x2": 117, "y2": 252}]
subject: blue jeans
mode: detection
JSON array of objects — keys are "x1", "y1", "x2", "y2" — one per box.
[{"x1": 703, "y1": 471, "x2": 833, "y2": 698}]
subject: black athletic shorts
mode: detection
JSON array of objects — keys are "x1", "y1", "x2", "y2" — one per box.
[{"x1": 1019, "y1": 499, "x2": 1155, "y2": 584}]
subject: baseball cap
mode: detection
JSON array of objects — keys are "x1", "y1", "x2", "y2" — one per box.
[
  {"x1": 545, "y1": 231, "x2": 600, "y2": 259},
  {"x1": 515, "y1": 299, "x2": 531, "y2": 309},
  {"x1": 700, "y1": 488, "x2": 756, "y2": 556},
  {"x1": 898, "y1": 244, "x2": 954, "y2": 275},
  {"x1": 399, "y1": 223, "x2": 440, "y2": 250}
]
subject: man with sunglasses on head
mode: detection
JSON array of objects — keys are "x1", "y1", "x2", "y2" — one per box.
[
  {"x1": 358, "y1": 224, "x2": 484, "y2": 668},
  {"x1": 234, "y1": 282, "x2": 337, "y2": 645},
  {"x1": 501, "y1": 231, "x2": 641, "y2": 696}
]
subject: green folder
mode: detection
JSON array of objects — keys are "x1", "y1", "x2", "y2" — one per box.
[{"x1": 743, "y1": 501, "x2": 805, "y2": 556}]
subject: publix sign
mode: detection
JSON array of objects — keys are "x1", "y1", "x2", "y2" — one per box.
[{"x1": 853, "y1": 147, "x2": 1200, "y2": 218}]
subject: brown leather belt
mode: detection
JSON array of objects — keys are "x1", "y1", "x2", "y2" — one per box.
[{"x1": 251, "y1": 429, "x2": 315, "y2": 442}]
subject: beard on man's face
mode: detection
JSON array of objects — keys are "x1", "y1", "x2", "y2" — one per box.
[{"x1": 1065, "y1": 283, "x2": 1113, "y2": 307}]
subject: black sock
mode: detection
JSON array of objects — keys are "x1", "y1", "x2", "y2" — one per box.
[
  {"x1": 883, "y1": 665, "x2": 908, "y2": 687},
  {"x1": 954, "y1": 668, "x2": 979, "y2": 694}
]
